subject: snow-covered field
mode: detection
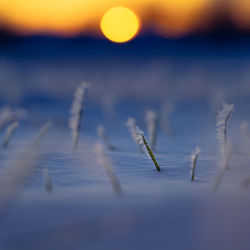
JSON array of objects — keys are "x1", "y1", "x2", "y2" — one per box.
[{"x1": 0, "y1": 112, "x2": 250, "y2": 250}]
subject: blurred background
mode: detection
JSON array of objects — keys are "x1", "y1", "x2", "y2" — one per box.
[
  {"x1": 0, "y1": 0, "x2": 250, "y2": 123},
  {"x1": 1, "y1": 0, "x2": 250, "y2": 37}
]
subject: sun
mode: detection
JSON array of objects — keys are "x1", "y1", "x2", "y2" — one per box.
[{"x1": 100, "y1": 6, "x2": 140, "y2": 43}]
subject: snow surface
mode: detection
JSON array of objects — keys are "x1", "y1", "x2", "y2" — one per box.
[{"x1": 0, "y1": 117, "x2": 250, "y2": 250}]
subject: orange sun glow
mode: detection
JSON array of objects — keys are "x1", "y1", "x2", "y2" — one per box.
[{"x1": 100, "y1": 6, "x2": 140, "y2": 43}]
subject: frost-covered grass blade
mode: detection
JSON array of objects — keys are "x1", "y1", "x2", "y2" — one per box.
[
  {"x1": 190, "y1": 146, "x2": 200, "y2": 181},
  {"x1": 94, "y1": 143, "x2": 122, "y2": 196},
  {"x1": 126, "y1": 117, "x2": 144, "y2": 153},
  {"x1": 2, "y1": 121, "x2": 19, "y2": 148},
  {"x1": 34, "y1": 121, "x2": 53, "y2": 144},
  {"x1": 97, "y1": 125, "x2": 116, "y2": 151},
  {"x1": 216, "y1": 102, "x2": 234, "y2": 170},
  {"x1": 43, "y1": 169, "x2": 53, "y2": 192},
  {"x1": 135, "y1": 126, "x2": 160, "y2": 171},
  {"x1": 69, "y1": 82, "x2": 90, "y2": 151}
]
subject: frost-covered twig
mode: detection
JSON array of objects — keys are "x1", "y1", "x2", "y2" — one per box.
[
  {"x1": 97, "y1": 125, "x2": 116, "y2": 151},
  {"x1": 126, "y1": 117, "x2": 144, "y2": 153},
  {"x1": 43, "y1": 169, "x2": 53, "y2": 192},
  {"x1": 135, "y1": 127, "x2": 161, "y2": 171},
  {"x1": 2, "y1": 121, "x2": 19, "y2": 148},
  {"x1": 190, "y1": 146, "x2": 200, "y2": 181},
  {"x1": 0, "y1": 145, "x2": 40, "y2": 216},
  {"x1": 94, "y1": 143, "x2": 122, "y2": 196},
  {"x1": 69, "y1": 82, "x2": 90, "y2": 151},
  {"x1": 145, "y1": 110, "x2": 158, "y2": 151},
  {"x1": 34, "y1": 121, "x2": 53, "y2": 144},
  {"x1": 0, "y1": 107, "x2": 26, "y2": 132},
  {"x1": 216, "y1": 102, "x2": 234, "y2": 170}
]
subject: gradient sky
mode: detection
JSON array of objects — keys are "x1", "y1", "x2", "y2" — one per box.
[{"x1": 0, "y1": 0, "x2": 250, "y2": 39}]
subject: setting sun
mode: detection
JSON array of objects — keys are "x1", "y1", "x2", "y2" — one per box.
[{"x1": 100, "y1": 6, "x2": 140, "y2": 43}]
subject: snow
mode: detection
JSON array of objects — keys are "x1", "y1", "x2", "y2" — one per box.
[{"x1": 0, "y1": 116, "x2": 250, "y2": 250}]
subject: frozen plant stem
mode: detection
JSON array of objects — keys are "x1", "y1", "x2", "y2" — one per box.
[
  {"x1": 34, "y1": 121, "x2": 53, "y2": 144},
  {"x1": 97, "y1": 125, "x2": 116, "y2": 151},
  {"x1": 126, "y1": 117, "x2": 144, "y2": 153},
  {"x1": 190, "y1": 146, "x2": 200, "y2": 181},
  {"x1": 69, "y1": 82, "x2": 90, "y2": 151},
  {"x1": 136, "y1": 127, "x2": 160, "y2": 171},
  {"x1": 143, "y1": 136, "x2": 160, "y2": 171},
  {"x1": 94, "y1": 143, "x2": 122, "y2": 196},
  {"x1": 216, "y1": 102, "x2": 234, "y2": 170},
  {"x1": 0, "y1": 107, "x2": 26, "y2": 133},
  {"x1": 43, "y1": 169, "x2": 53, "y2": 192},
  {"x1": 3, "y1": 121, "x2": 19, "y2": 148},
  {"x1": 145, "y1": 110, "x2": 158, "y2": 151}
]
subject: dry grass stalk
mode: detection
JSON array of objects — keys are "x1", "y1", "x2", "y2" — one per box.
[
  {"x1": 2, "y1": 121, "x2": 19, "y2": 148},
  {"x1": 190, "y1": 146, "x2": 201, "y2": 181},
  {"x1": 97, "y1": 125, "x2": 116, "y2": 151},
  {"x1": 216, "y1": 102, "x2": 234, "y2": 170},
  {"x1": 0, "y1": 107, "x2": 26, "y2": 132},
  {"x1": 135, "y1": 126, "x2": 161, "y2": 171},
  {"x1": 34, "y1": 121, "x2": 53, "y2": 144},
  {"x1": 94, "y1": 143, "x2": 122, "y2": 196},
  {"x1": 126, "y1": 117, "x2": 144, "y2": 153},
  {"x1": 43, "y1": 169, "x2": 53, "y2": 192},
  {"x1": 69, "y1": 82, "x2": 90, "y2": 150}
]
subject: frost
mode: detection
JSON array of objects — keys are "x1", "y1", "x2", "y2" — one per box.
[
  {"x1": 2, "y1": 121, "x2": 19, "y2": 148},
  {"x1": 126, "y1": 118, "x2": 144, "y2": 153},
  {"x1": 190, "y1": 146, "x2": 200, "y2": 181},
  {"x1": 216, "y1": 102, "x2": 234, "y2": 170},
  {"x1": 69, "y1": 82, "x2": 90, "y2": 150},
  {"x1": 135, "y1": 126, "x2": 160, "y2": 171},
  {"x1": 93, "y1": 143, "x2": 122, "y2": 195}
]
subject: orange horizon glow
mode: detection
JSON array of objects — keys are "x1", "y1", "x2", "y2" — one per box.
[
  {"x1": 229, "y1": 0, "x2": 250, "y2": 30},
  {"x1": 0, "y1": 0, "x2": 250, "y2": 39},
  {"x1": 0, "y1": 0, "x2": 106, "y2": 36}
]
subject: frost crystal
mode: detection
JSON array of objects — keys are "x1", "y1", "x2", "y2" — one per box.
[
  {"x1": 135, "y1": 126, "x2": 144, "y2": 146},
  {"x1": 135, "y1": 126, "x2": 160, "y2": 171},
  {"x1": 126, "y1": 118, "x2": 144, "y2": 153}
]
